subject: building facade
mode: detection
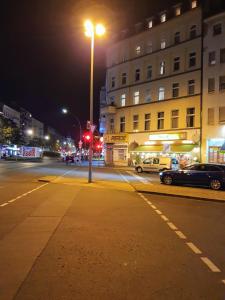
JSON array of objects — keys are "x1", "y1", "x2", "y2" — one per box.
[
  {"x1": 0, "y1": 103, "x2": 20, "y2": 127},
  {"x1": 31, "y1": 117, "x2": 44, "y2": 139},
  {"x1": 101, "y1": 1, "x2": 202, "y2": 166},
  {"x1": 202, "y1": 12, "x2": 225, "y2": 163}
]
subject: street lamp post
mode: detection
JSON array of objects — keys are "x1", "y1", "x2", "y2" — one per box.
[{"x1": 84, "y1": 20, "x2": 105, "y2": 183}]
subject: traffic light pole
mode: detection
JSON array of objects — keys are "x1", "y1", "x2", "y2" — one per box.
[{"x1": 88, "y1": 32, "x2": 94, "y2": 183}]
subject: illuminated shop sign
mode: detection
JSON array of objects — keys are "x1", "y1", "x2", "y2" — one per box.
[
  {"x1": 104, "y1": 134, "x2": 128, "y2": 143},
  {"x1": 149, "y1": 133, "x2": 186, "y2": 141}
]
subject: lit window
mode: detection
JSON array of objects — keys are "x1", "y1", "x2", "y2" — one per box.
[
  {"x1": 161, "y1": 39, "x2": 166, "y2": 49},
  {"x1": 158, "y1": 87, "x2": 165, "y2": 100},
  {"x1": 160, "y1": 13, "x2": 166, "y2": 23},
  {"x1": 148, "y1": 20, "x2": 153, "y2": 29},
  {"x1": 188, "y1": 79, "x2": 195, "y2": 95},
  {"x1": 136, "y1": 46, "x2": 141, "y2": 55},
  {"x1": 133, "y1": 115, "x2": 139, "y2": 130},
  {"x1": 145, "y1": 113, "x2": 151, "y2": 131},
  {"x1": 135, "y1": 69, "x2": 140, "y2": 81},
  {"x1": 171, "y1": 110, "x2": 179, "y2": 129},
  {"x1": 122, "y1": 72, "x2": 127, "y2": 85},
  {"x1": 133, "y1": 91, "x2": 140, "y2": 104},
  {"x1": 208, "y1": 51, "x2": 216, "y2": 66},
  {"x1": 191, "y1": 0, "x2": 197, "y2": 9},
  {"x1": 187, "y1": 108, "x2": 195, "y2": 128},
  {"x1": 121, "y1": 94, "x2": 126, "y2": 107},
  {"x1": 175, "y1": 6, "x2": 181, "y2": 16},
  {"x1": 172, "y1": 83, "x2": 179, "y2": 98},
  {"x1": 157, "y1": 112, "x2": 164, "y2": 130},
  {"x1": 160, "y1": 61, "x2": 165, "y2": 75}
]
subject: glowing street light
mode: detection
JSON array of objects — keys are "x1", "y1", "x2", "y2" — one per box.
[
  {"x1": 26, "y1": 129, "x2": 33, "y2": 136},
  {"x1": 62, "y1": 108, "x2": 68, "y2": 114},
  {"x1": 84, "y1": 19, "x2": 106, "y2": 183},
  {"x1": 44, "y1": 135, "x2": 50, "y2": 141}
]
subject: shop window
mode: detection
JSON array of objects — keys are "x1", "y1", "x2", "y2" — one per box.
[
  {"x1": 158, "y1": 87, "x2": 165, "y2": 101},
  {"x1": 157, "y1": 112, "x2": 164, "y2": 130},
  {"x1": 133, "y1": 91, "x2": 140, "y2": 104},
  {"x1": 186, "y1": 107, "x2": 195, "y2": 128},
  {"x1": 109, "y1": 118, "x2": 115, "y2": 133},
  {"x1": 174, "y1": 57, "x2": 180, "y2": 71},
  {"x1": 121, "y1": 94, "x2": 126, "y2": 107},
  {"x1": 172, "y1": 83, "x2": 179, "y2": 98},
  {"x1": 213, "y1": 23, "x2": 222, "y2": 36},
  {"x1": 133, "y1": 115, "x2": 139, "y2": 130},
  {"x1": 135, "y1": 69, "x2": 140, "y2": 81},
  {"x1": 208, "y1": 108, "x2": 214, "y2": 125},
  {"x1": 122, "y1": 73, "x2": 127, "y2": 85},
  {"x1": 160, "y1": 61, "x2": 165, "y2": 75},
  {"x1": 189, "y1": 52, "x2": 196, "y2": 67},
  {"x1": 145, "y1": 89, "x2": 151, "y2": 103},
  {"x1": 208, "y1": 78, "x2": 215, "y2": 93},
  {"x1": 111, "y1": 76, "x2": 115, "y2": 88},
  {"x1": 147, "y1": 65, "x2": 152, "y2": 80},
  {"x1": 161, "y1": 39, "x2": 166, "y2": 49},
  {"x1": 171, "y1": 110, "x2": 179, "y2": 129},
  {"x1": 190, "y1": 25, "x2": 197, "y2": 39},
  {"x1": 188, "y1": 79, "x2": 195, "y2": 95},
  {"x1": 145, "y1": 113, "x2": 151, "y2": 130},
  {"x1": 208, "y1": 51, "x2": 216, "y2": 66},
  {"x1": 220, "y1": 49, "x2": 225, "y2": 63},
  {"x1": 219, "y1": 76, "x2": 225, "y2": 91},
  {"x1": 219, "y1": 107, "x2": 225, "y2": 123},
  {"x1": 174, "y1": 32, "x2": 180, "y2": 44},
  {"x1": 120, "y1": 116, "x2": 126, "y2": 132}
]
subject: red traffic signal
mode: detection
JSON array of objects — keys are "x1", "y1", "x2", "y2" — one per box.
[
  {"x1": 83, "y1": 133, "x2": 91, "y2": 142},
  {"x1": 96, "y1": 143, "x2": 103, "y2": 150}
]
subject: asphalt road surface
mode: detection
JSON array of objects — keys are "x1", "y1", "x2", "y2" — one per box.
[{"x1": 0, "y1": 159, "x2": 224, "y2": 299}]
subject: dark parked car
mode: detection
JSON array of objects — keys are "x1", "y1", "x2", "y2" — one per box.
[{"x1": 159, "y1": 164, "x2": 225, "y2": 190}]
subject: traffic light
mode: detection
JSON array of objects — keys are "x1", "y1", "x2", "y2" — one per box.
[
  {"x1": 83, "y1": 133, "x2": 91, "y2": 142},
  {"x1": 95, "y1": 143, "x2": 103, "y2": 150}
]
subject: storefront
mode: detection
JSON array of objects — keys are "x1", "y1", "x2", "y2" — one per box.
[
  {"x1": 207, "y1": 139, "x2": 225, "y2": 163},
  {"x1": 103, "y1": 134, "x2": 128, "y2": 166}
]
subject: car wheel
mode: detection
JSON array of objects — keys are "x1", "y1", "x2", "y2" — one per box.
[
  {"x1": 163, "y1": 175, "x2": 173, "y2": 185},
  {"x1": 210, "y1": 179, "x2": 221, "y2": 190},
  {"x1": 136, "y1": 167, "x2": 143, "y2": 173}
]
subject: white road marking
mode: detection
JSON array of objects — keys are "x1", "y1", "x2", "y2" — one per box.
[
  {"x1": 0, "y1": 203, "x2": 9, "y2": 207},
  {"x1": 151, "y1": 205, "x2": 157, "y2": 209},
  {"x1": 175, "y1": 231, "x2": 187, "y2": 239},
  {"x1": 8, "y1": 199, "x2": 17, "y2": 203},
  {"x1": 126, "y1": 171, "x2": 150, "y2": 185},
  {"x1": 186, "y1": 242, "x2": 202, "y2": 254},
  {"x1": 201, "y1": 257, "x2": 221, "y2": 273},
  {"x1": 155, "y1": 210, "x2": 162, "y2": 215},
  {"x1": 119, "y1": 172, "x2": 130, "y2": 184},
  {"x1": 167, "y1": 222, "x2": 178, "y2": 230},
  {"x1": 161, "y1": 215, "x2": 169, "y2": 221}
]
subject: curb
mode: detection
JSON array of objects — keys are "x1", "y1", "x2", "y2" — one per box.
[{"x1": 136, "y1": 190, "x2": 225, "y2": 204}]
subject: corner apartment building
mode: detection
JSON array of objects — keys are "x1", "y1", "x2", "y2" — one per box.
[
  {"x1": 202, "y1": 11, "x2": 225, "y2": 163},
  {"x1": 101, "y1": 1, "x2": 202, "y2": 166}
]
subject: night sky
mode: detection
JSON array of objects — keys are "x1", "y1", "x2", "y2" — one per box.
[{"x1": 1, "y1": 0, "x2": 190, "y2": 139}]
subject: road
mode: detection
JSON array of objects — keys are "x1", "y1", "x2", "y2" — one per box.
[{"x1": 0, "y1": 159, "x2": 224, "y2": 299}]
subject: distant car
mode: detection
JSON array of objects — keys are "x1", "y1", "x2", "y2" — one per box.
[
  {"x1": 160, "y1": 163, "x2": 225, "y2": 190},
  {"x1": 135, "y1": 157, "x2": 179, "y2": 173}
]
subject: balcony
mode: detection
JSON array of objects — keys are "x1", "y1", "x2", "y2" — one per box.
[{"x1": 100, "y1": 105, "x2": 116, "y2": 115}]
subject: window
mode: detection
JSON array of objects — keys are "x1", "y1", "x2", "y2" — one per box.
[
  {"x1": 213, "y1": 23, "x2": 222, "y2": 36},
  {"x1": 145, "y1": 113, "x2": 151, "y2": 130},
  {"x1": 120, "y1": 117, "x2": 125, "y2": 132},
  {"x1": 188, "y1": 79, "x2": 195, "y2": 95},
  {"x1": 158, "y1": 87, "x2": 165, "y2": 100},
  {"x1": 147, "y1": 65, "x2": 152, "y2": 80},
  {"x1": 136, "y1": 46, "x2": 141, "y2": 55},
  {"x1": 171, "y1": 110, "x2": 179, "y2": 128},
  {"x1": 145, "y1": 89, "x2": 151, "y2": 103},
  {"x1": 160, "y1": 61, "x2": 165, "y2": 75},
  {"x1": 161, "y1": 39, "x2": 166, "y2": 49},
  {"x1": 133, "y1": 115, "x2": 139, "y2": 130},
  {"x1": 208, "y1": 78, "x2": 215, "y2": 93},
  {"x1": 186, "y1": 108, "x2": 195, "y2": 128},
  {"x1": 160, "y1": 13, "x2": 166, "y2": 23},
  {"x1": 174, "y1": 32, "x2": 180, "y2": 44},
  {"x1": 208, "y1": 51, "x2": 216, "y2": 66},
  {"x1": 135, "y1": 69, "x2": 140, "y2": 81},
  {"x1": 219, "y1": 76, "x2": 225, "y2": 91},
  {"x1": 121, "y1": 94, "x2": 126, "y2": 107},
  {"x1": 173, "y1": 57, "x2": 180, "y2": 71},
  {"x1": 208, "y1": 108, "x2": 214, "y2": 125},
  {"x1": 191, "y1": 0, "x2": 197, "y2": 9},
  {"x1": 122, "y1": 73, "x2": 127, "y2": 85},
  {"x1": 110, "y1": 118, "x2": 114, "y2": 133},
  {"x1": 220, "y1": 48, "x2": 225, "y2": 63},
  {"x1": 175, "y1": 6, "x2": 181, "y2": 16},
  {"x1": 219, "y1": 107, "x2": 225, "y2": 123},
  {"x1": 190, "y1": 25, "x2": 197, "y2": 39},
  {"x1": 146, "y1": 41, "x2": 153, "y2": 53},
  {"x1": 111, "y1": 76, "x2": 115, "y2": 88},
  {"x1": 148, "y1": 20, "x2": 153, "y2": 29},
  {"x1": 157, "y1": 112, "x2": 164, "y2": 129},
  {"x1": 172, "y1": 83, "x2": 179, "y2": 98},
  {"x1": 133, "y1": 91, "x2": 140, "y2": 104},
  {"x1": 109, "y1": 96, "x2": 115, "y2": 105},
  {"x1": 189, "y1": 52, "x2": 196, "y2": 67}
]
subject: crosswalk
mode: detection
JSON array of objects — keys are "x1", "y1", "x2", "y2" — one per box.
[{"x1": 126, "y1": 171, "x2": 152, "y2": 185}]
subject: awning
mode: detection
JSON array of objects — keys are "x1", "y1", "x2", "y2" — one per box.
[
  {"x1": 171, "y1": 145, "x2": 196, "y2": 153},
  {"x1": 132, "y1": 145, "x2": 163, "y2": 152},
  {"x1": 132, "y1": 144, "x2": 196, "y2": 153}
]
